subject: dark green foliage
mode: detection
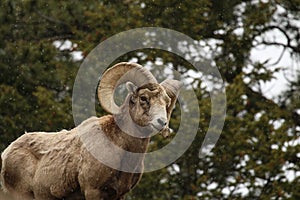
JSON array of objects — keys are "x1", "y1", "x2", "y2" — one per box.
[{"x1": 0, "y1": 0, "x2": 299, "y2": 199}]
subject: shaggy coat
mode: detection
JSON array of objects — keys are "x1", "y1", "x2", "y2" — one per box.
[
  {"x1": 1, "y1": 115, "x2": 147, "y2": 200},
  {"x1": 1, "y1": 62, "x2": 181, "y2": 200}
]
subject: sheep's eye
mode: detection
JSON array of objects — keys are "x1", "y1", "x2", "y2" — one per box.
[{"x1": 140, "y1": 96, "x2": 148, "y2": 103}]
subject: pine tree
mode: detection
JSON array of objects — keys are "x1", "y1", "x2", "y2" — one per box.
[{"x1": 0, "y1": 0, "x2": 299, "y2": 199}]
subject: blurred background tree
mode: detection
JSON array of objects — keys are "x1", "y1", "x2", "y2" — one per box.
[{"x1": 0, "y1": 0, "x2": 299, "y2": 199}]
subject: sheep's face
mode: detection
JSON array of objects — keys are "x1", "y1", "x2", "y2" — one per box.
[{"x1": 127, "y1": 82, "x2": 171, "y2": 134}]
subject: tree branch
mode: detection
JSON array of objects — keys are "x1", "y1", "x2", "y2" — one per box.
[{"x1": 35, "y1": 10, "x2": 70, "y2": 27}]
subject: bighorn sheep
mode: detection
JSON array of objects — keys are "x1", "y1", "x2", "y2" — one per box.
[{"x1": 1, "y1": 62, "x2": 182, "y2": 200}]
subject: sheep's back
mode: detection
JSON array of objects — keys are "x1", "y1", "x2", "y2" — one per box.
[{"x1": 1, "y1": 129, "x2": 82, "y2": 198}]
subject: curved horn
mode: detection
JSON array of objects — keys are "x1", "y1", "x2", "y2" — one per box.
[
  {"x1": 160, "y1": 79, "x2": 182, "y2": 100},
  {"x1": 159, "y1": 79, "x2": 182, "y2": 138},
  {"x1": 160, "y1": 79, "x2": 182, "y2": 119},
  {"x1": 98, "y1": 62, "x2": 157, "y2": 114}
]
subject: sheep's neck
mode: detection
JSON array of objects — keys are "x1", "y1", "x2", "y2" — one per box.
[{"x1": 100, "y1": 115, "x2": 150, "y2": 154}]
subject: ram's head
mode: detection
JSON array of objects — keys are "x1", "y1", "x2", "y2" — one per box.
[{"x1": 98, "y1": 62, "x2": 182, "y2": 137}]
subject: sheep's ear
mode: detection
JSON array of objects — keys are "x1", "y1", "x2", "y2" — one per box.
[{"x1": 126, "y1": 82, "x2": 138, "y2": 94}]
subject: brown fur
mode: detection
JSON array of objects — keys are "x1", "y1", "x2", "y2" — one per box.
[
  {"x1": 1, "y1": 116, "x2": 146, "y2": 200},
  {"x1": 1, "y1": 82, "x2": 180, "y2": 200}
]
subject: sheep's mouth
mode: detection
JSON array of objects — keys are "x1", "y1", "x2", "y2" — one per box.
[{"x1": 150, "y1": 124, "x2": 164, "y2": 133}]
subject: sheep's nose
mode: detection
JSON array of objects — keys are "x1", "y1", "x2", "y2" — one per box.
[{"x1": 157, "y1": 118, "x2": 167, "y2": 127}]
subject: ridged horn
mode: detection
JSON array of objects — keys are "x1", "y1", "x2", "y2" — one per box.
[
  {"x1": 160, "y1": 79, "x2": 182, "y2": 100},
  {"x1": 98, "y1": 62, "x2": 157, "y2": 114},
  {"x1": 160, "y1": 79, "x2": 182, "y2": 120}
]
